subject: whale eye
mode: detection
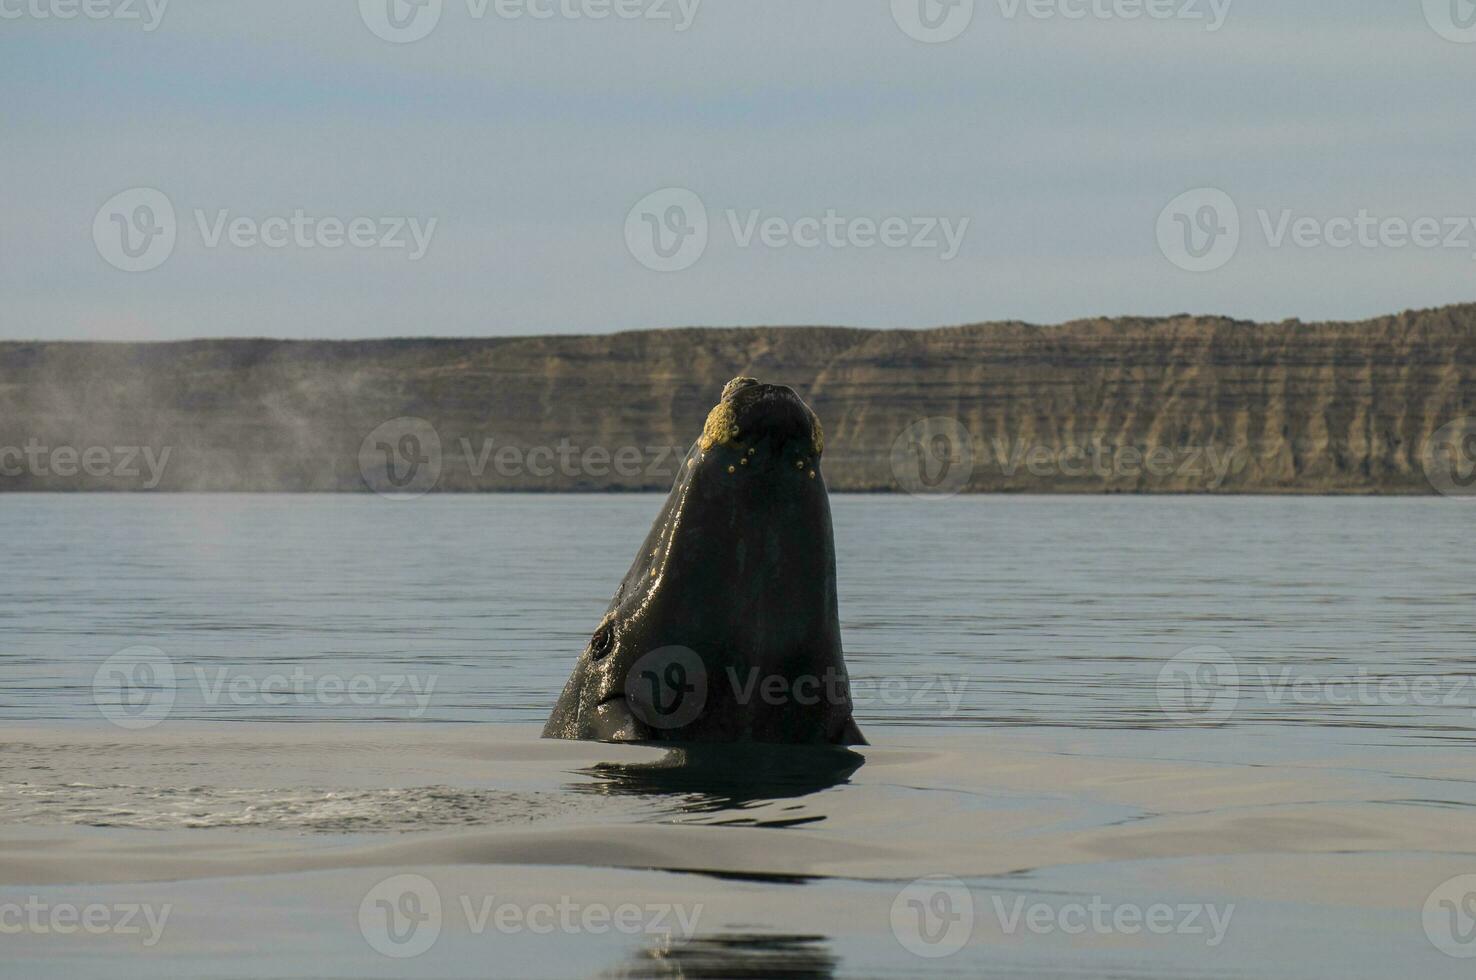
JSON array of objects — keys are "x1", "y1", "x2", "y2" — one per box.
[{"x1": 589, "y1": 623, "x2": 615, "y2": 661}]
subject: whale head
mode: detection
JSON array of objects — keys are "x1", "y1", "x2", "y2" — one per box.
[{"x1": 542, "y1": 376, "x2": 864, "y2": 745}]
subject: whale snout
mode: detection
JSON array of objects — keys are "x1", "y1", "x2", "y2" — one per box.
[
  {"x1": 700, "y1": 378, "x2": 824, "y2": 470},
  {"x1": 736, "y1": 384, "x2": 817, "y2": 450}
]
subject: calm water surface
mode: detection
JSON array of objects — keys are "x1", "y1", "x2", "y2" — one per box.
[{"x1": 2, "y1": 494, "x2": 1472, "y2": 750}]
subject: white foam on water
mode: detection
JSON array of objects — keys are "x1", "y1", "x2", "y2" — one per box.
[{"x1": 0, "y1": 780, "x2": 577, "y2": 832}]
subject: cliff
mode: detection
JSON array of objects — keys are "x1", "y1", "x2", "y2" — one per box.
[{"x1": 1, "y1": 304, "x2": 1472, "y2": 493}]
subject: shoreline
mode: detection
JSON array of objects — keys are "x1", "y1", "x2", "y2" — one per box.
[{"x1": 4, "y1": 304, "x2": 1472, "y2": 496}]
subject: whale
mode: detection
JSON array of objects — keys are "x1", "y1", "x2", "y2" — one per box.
[{"x1": 542, "y1": 377, "x2": 865, "y2": 745}]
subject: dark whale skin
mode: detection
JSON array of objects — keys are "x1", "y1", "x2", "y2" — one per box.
[{"x1": 542, "y1": 378, "x2": 865, "y2": 745}]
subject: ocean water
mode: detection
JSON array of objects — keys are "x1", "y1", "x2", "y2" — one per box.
[
  {"x1": 2, "y1": 493, "x2": 1472, "y2": 749},
  {"x1": 5, "y1": 494, "x2": 1476, "y2": 979}
]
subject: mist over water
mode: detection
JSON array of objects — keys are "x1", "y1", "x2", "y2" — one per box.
[{"x1": 3, "y1": 494, "x2": 1470, "y2": 751}]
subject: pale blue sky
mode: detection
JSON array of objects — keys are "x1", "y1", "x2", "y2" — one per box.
[{"x1": 2, "y1": 0, "x2": 1473, "y2": 339}]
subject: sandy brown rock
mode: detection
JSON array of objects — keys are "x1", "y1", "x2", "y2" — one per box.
[{"x1": 0, "y1": 304, "x2": 1471, "y2": 493}]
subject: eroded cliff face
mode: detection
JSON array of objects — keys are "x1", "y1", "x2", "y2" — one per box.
[{"x1": 1, "y1": 304, "x2": 1472, "y2": 493}]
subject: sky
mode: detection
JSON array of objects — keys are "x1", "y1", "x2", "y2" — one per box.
[{"x1": 2, "y1": 0, "x2": 1474, "y2": 340}]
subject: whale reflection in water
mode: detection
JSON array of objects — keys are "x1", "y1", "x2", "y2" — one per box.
[
  {"x1": 604, "y1": 933, "x2": 838, "y2": 980},
  {"x1": 572, "y1": 742, "x2": 864, "y2": 825}
]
